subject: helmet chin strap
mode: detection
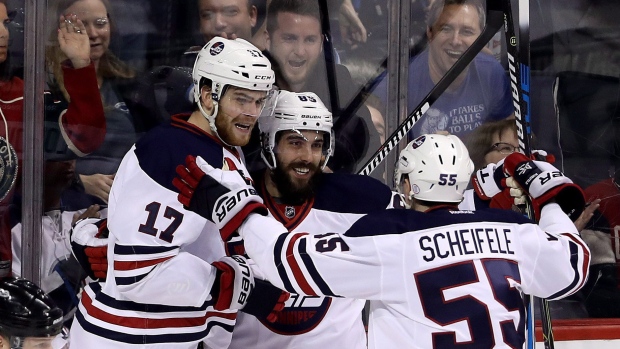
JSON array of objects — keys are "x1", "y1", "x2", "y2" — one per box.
[{"x1": 197, "y1": 96, "x2": 236, "y2": 148}]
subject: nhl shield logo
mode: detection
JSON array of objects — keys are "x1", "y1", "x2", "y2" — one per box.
[
  {"x1": 285, "y1": 206, "x2": 295, "y2": 219},
  {"x1": 0, "y1": 136, "x2": 18, "y2": 201}
]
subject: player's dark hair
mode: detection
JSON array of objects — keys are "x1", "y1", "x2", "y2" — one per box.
[
  {"x1": 266, "y1": 0, "x2": 321, "y2": 36},
  {"x1": 426, "y1": 0, "x2": 486, "y2": 33}
]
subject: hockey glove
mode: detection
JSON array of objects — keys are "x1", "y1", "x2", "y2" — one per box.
[
  {"x1": 503, "y1": 152, "x2": 585, "y2": 220},
  {"x1": 211, "y1": 255, "x2": 255, "y2": 311},
  {"x1": 172, "y1": 155, "x2": 268, "y2": 240},
  {"x1": 70, "y1": 218, "x2": 109, "y2": 280},
  {"x1": 472, "y1": 159, "x2": 508, "y2": 201},
  {"x1": 241, "y1": 278, "x2": 290, "y2": 323}
]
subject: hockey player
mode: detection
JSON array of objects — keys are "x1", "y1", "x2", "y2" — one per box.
[
  {"x1": 176, "y1": 133, "x2": 591, "y2": 349},
  {"x1": 68, "y1": 37, "x2": 287, "y2": 349},
  {"x1": 0, "y1": 277, "x2": 64, "y2": 349},
  {"x1": 224, "y1": 90, "x2": 403, "y2": 348}
]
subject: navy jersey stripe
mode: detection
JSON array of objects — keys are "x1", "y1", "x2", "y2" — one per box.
[
  {"x1": 75, "y1": 309, "x2": 233, "y2": 344},
  {"x1": 274, "y1": 234, "x2": 296, "y2": 293},
  {"x1": 114, "y1": 244, "x2": 178, "y2": 255},
  {"x1": 115, "y1": 273, "x2": 149, "y2": 286},
  {"x1": 344, "y1": 208, "x2": 532, "y2": 238},
  {"x1": 298, "y1": 238, "x2": 337, "y2": 297}
]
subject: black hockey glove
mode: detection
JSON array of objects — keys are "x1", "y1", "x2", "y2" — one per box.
[
  {"x1": 211, "y1": 255, "x2": 255, "y2": 311},
  {"x1": 503, "y1": 152, "x2": 585, "y2": 220},
  {"x1": 173, "y1": 155, "x2": 268, "y2": 240},
  {"x1": 241, "y1": 278, "x2": 290, "y2": 323},
  {"x1": 70, "y1": 217, "x2": 109, "y2": 280}
]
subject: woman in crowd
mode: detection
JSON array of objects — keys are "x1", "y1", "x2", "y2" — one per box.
[
  {"x1": 47, "y1": 0, "x2": 146, "y2": 204},
  {"x1": 0, "y1": 0, "x2": 105, "y2": 278}
]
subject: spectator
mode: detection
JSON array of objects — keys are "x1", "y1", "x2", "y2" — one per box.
[
  {"x1": 372, "y1": 0, "x2": 513, "y2": 140},
  {"x1": 460, "y1": 119, "x2": 597, "y2": 232},
  {"x1": 248, "y1": 0, "x2": 381, "y2": 174},
  {"x1": 0, "y1": 0, "x2": 105, "y2": 278},
  {"x1": 46, "y1": 0, "x2": 146, "y2": 205},
  {"x1": 0, "y1": 277, "x2": 65, "y2": 349},
  {"x1": 11, "y1": 157, "x2": 104, "y2": 328},
  {"x1": 579, "y1": 170, "x2": 620, "y2": 318}
]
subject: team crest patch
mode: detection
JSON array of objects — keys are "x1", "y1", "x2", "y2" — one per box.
[
  {"x1": 411, "y1": 135, "x2": 426, "y2": 149},
  {"x1": 0, "y1": 136, "x2": 18, "y2": 201},
  {"x1": 285, "y1": 206, "x2": 295, "y2": 219},
  {"x1": 260, "y1": 295, "x2": 332, "y2": 335},
  {"x1": 210, "y1": 42, "x2": 225, "y2": 55}
]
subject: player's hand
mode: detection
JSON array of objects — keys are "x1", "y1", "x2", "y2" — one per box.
[
  {"x1": 172, "y1": 155, "x2": 267, "y2": 240},
  {"x1": 472, "y1": 159, "x2": 508, "y2": 201},
  {"x1": 70, "y1": 217, "x2": 109, "y2": 280},
  {"x1": 211, "y1": 255, "x2": 255, "y2": 311},
  {"x1": 240, "y1": 279, "x2": 290, "y2": 323},
  {"x1": 503, "y1": 152, "x2": 585, "y2": 220}
]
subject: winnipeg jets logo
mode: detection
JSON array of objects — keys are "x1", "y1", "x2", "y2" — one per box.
[
  {"x1": 285, "y1": 206, "x2": 295, "y2": 219},
  {"x1": 411, "y1": 135, "x2": 426, "y2": 149},
  {"x1": 516, "y1": 162, "x2": 532, "y2": 176},
  {"x1": 210, "y1": 42, "x2": 225, "y2": 55}
]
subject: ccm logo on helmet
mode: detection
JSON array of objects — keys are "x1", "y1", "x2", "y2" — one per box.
[
  {"x1": 254, "y1": 75, "x2": 272, "y2": 80},
  {"x1": 230, "y1": 255, "x2": 252, "y2": 305}
]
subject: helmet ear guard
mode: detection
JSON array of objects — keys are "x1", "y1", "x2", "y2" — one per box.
[
  {"x1": 394, "y1": 134, "x2": 474, "y2": 203},
  {"x1": 258, "y1": 91, "x2": 334, "y2": 170}
]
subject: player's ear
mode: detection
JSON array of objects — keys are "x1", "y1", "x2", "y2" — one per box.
[
  {"x1": 426, "y1": 26, "x2": 434, "y2": 41},
  {"x1": 200, "y1": 85, "x2": 214, "y2": 112}
]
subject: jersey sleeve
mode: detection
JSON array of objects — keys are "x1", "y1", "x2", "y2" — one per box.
[
  {"x1": 516, "y1": 203, "x2": 590, "y2": 300},
  {"x1": 106, "y1": 148, "x2": 219, "y2": 307},
  {"x1": 53, "y1": 62, "x2": 106, "y2": 156},
  {"x1": 239, "y1": 213, "x2": 401, "y2": 301}
]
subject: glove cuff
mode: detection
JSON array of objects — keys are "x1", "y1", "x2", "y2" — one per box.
[{"x1": 220, "y1": 203, "x2": 268, "y2": 241}]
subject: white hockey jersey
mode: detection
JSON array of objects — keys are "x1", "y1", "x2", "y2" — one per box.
[
  {"x1": 239, "y1": 202, "x2": 590, "y2": 349},
  {"x1": 229, "y1": 172, "x2": 403, "y2": 349},
  {"x1": 69, "y1": 116, "x2": 247, "y2": 349}
]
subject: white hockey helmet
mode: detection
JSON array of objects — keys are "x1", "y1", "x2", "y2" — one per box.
[
  {"x1": 258, "y1": 90, "x2": 334, "y2": 170},
  {"x1": 394, "y1": 134, "x2": 474, "y2": 203},
  {"x1": 192, "y1": 37, "x2": 275, "y2": 135}
]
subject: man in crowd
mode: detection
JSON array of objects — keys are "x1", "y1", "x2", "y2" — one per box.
[
  {"x1": 373, "y1": 0, "x2": 513, "y2": 139},
  {"x1": 177, "y1": 133, "x2": 590, "y2": 349}
]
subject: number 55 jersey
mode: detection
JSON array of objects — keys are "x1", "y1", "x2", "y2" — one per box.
[{"x1": 239, "y1": 203, "x2": 590, "y2": 349}]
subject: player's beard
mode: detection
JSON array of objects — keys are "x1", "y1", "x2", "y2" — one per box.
[{"x1": 271, "y1": 161, "x2": 322, "y2": 205}]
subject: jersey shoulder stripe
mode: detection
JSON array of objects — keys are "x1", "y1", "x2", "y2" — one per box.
[
  {"x1": 548, "y1": 233, "x2": 590, "y2": 300},
  {"x1": 273, "y1": 232, "x2": 336, "y2": 297},
  {"x1": 133, "y1": 120, "x2": 234, "y2": 192},
  {"x1": 314, "y1": 173, "x2": 393, "y2": 213},
  {"x1": 344, "y1": 208, "x2": 531, "y2": 238}
]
